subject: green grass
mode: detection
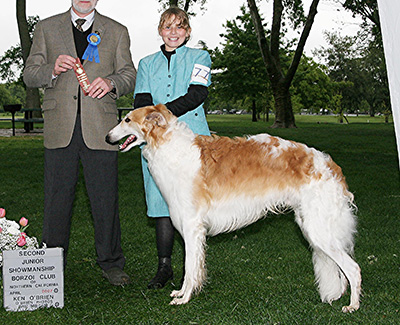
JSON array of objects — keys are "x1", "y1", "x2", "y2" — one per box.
[{"x1": 0, "y1": 114, "x2": 399, "y2": 324}]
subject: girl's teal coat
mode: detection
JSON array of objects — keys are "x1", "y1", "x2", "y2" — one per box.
[{"x1": 134, "y1": 45, "x2": 211, "y2": 216}]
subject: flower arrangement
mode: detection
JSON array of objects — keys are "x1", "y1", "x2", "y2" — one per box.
[{"x1": 0, "y1": 208, "x2": 41, "y2": 267}]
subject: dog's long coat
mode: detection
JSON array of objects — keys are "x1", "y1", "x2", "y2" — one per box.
[{"x1": 106, "y1": 104, "x2": 362, "y2": 312}]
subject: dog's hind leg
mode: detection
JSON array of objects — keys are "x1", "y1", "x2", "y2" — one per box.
[
  {"x1": 296, "y1": 213, "x2": 347, "y2": 304},
  {"x1": 312, "y1": 248, "x2": 348, "y2": 303},
  {"x1": 295, "y1": 198, "x2": 361, "y2": 312},
  {"x1": 311, "y1": 244, "x2": 361, "y2": 313},
  {"x1": 170, "y1": 218, "x2": 207, "y2": 305}
]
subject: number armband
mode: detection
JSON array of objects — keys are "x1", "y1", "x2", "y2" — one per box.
[{"x1": 190, "y1": 64, "x2": 211, "y2": 85}]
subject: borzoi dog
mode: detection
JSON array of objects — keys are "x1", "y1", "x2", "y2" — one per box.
[{"x1": 106, "y1": 104, "x2": 361, "y2": 312}]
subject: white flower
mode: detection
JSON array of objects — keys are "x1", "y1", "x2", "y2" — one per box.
[
  {"x1": 6, "y1": 220, "x2": 20, "y2": 229},
  {"x1": 0, "y1": 214, "x2": 40, "y2": 267},
  {"x1": 6, "y1": 226, "x2": 20, "y2": 236}
]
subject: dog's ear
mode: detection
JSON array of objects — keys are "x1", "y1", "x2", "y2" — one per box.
[{"x1": 145, "y1": 111, "x2": 167, "y2": 128}]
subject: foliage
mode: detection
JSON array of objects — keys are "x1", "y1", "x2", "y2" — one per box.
[
  {"x1": 209, "y1": 6, "x2": 271, "y2": 119},
  {"x1": 247, "y1": 0, "x2": 322, "y2": 128},
  {"x1": 157, "y1": 0, "x2": 208, "y2": 15},
  {"x1": 0, "y1": 115, "x2": 399, "y2": 323},
  {"x1": 282, "y1": 0, "x2": 307, "y2": 29},
  {"x1": 334, "y1": 1, "x2": 389, "y2": 116},
  {"x1": 341, "y1": 0, "x2": 379, "y2": 22},
  {"x1": 338, "y1": 0, "x2": 380, "y2": 37},
  {"x1": 0, "y1": 15, "x2": 39, "y2": 83},
  {"x1": 0, "y1": 82, "x2": 26, "y2": 108},
  {"x1": 291, "y1": 56, "x2": 336, "y2": 114},
  {"x1": 0, "y1": 85, "x2": 14, "y2": 109},
  {"x1": 209, "y1": 6, "x2": 341, "y2": 118},
  {"x1": 314, "y1": 31, "x2": 389, "y2": 116},
  {"x1": 116, "y1": 92, "x2": 134, "y2": 108}
]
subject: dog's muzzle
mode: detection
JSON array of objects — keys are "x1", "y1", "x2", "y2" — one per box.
[{"x1": 105, "y1": 134, "x2": 118, "y2": 145}]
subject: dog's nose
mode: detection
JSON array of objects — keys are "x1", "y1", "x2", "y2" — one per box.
[{"x1": 105, "y1": 134, "x2": 115, "y2": 145}]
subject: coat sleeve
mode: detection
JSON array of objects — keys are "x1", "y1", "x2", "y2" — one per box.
[
  {"x1": 104, "y1": 26, "x2": 136, "y2": 98},
  {"x1": 23, "y1": 21, "x2": 56, "y2": 89},
  {"x1": 188, "y1": 50, "x2": 212, "y2": 87},
  {"x1": 165, "y1": 85, "x2": 208, "y2": 117},
  {"x1": 165, "y1": 50, "x2": 211, "y2": 116},
  {"x1": 133, "y1": 58, "x2": 151, "y2": 95}
]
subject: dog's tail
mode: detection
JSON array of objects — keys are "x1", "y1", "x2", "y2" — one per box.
[
  {"x1": 312, "y1": 249, "x2": 348, "y2": 304},
  {"x1": 297, "y1": 175, "x2": 357, "y2": 305}
]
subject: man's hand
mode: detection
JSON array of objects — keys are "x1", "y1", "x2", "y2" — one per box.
[
  {"x1": 87, "y1": 77, "x2": 113, "y2": 99},
  {"x1": 53, "y1": 55, "x2": 76, "y2": 76}
]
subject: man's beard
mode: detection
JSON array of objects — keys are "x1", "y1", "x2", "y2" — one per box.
[{"x1": 72, "y1": 1, "x2": 97, "y2": 14}]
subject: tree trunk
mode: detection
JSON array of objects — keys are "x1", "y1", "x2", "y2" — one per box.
[
  {"x1": 17, "y1": 0, "x2": 41, "y2": 112},
  {"x1": 184, "y1": 0, "x2": 192, "y2": 12},
  {"x1": 169, "y1": 0, "x2": 179, "y2": 6},
  {"x1": 166, "y1": 0, "x2": 193, "y2": 12},
  {"x1": 247, "y1": 0, "x2": 320, "y2": 128},
  {"x1": 271, "y1": 83, "x2": 296, "y2": 128},
  {"x1": 251, "y1": 99, "x2": 257, "y2": 122}
]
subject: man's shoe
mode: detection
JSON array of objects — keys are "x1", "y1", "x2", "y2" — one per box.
[{"x1": 102, "y1": 267, "x2": 131, "y2": 286}]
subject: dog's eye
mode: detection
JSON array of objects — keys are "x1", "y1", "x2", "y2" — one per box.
[{"x1": 125, "y1": 117, "x2": 131, "y2": 123}]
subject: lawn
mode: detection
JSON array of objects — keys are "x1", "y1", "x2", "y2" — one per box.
[{"x1": 0, "y1": 114, "x2": 399, "y2": 324}]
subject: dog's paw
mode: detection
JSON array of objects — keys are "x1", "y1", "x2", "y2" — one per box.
[
  {"x1": 170, "y1": 289, "x2": 183, "y2": 298},
  {"x1": 170, "y1": 289, "x2": 192, "y2": 305},
  {"x1": 341, "y1": 305, "x2": 359, "y2": 313},
  {"x1": 170, "y1": 296, "x2": 190, "y2": 305}
]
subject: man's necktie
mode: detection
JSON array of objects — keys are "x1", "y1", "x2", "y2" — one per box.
[{"x1": 75, "y1": 19, "x2": 86, "y2": 32}]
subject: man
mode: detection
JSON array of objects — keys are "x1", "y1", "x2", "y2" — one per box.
[{"x1": 23, "y1": 0, "x2": 136, "y2": 286}]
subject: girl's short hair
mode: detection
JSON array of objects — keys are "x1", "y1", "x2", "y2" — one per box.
[{"x1": 158, "y1": 6, "x2": 191, "y2": 34}]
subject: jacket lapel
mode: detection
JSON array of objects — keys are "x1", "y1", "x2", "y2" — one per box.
[{"x1": 58, "y1": 11, "x2": 78, "y2": 58}]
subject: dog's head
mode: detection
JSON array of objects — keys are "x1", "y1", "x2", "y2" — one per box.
[{"x1": 106, "y1": 104, "x2": 177, "y2": 152}]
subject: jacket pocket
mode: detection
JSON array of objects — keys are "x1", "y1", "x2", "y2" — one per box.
[
  {"x1": 101, "y1": 99, "x2": 118, "y2": 115},
  {"x1": 42, "y1": 99, "x2": 56, "y2": 111}
]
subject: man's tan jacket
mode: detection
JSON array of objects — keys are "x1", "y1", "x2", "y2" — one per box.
[{"x1": 24, "y1": 10, "x2": 136, "y2": 150}]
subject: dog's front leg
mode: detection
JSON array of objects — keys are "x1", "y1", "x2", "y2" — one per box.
[{"x1": 170, "y1": 219, "x2": 207, "y2": 305}]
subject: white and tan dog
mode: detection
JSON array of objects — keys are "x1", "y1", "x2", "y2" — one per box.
[{"x1": 106, "y1": 104, "x2": 361, "y2": 312}]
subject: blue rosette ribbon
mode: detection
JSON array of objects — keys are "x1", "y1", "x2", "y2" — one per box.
[{"x1": 83, "y1": 33, "x2": 101, "y2": 63}]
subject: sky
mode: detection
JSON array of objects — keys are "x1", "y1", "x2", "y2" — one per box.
[{"x1": 0, "y1": 0, "x2": 361, "y2": 69}]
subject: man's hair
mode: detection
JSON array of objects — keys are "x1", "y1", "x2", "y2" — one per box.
[{"x1": 158, "y1": 6, "x2": 191, "y2": 34}]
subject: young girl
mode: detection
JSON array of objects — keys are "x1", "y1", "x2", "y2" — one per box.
[{"x1": 133, "y1": 7, "x2": 211, "y2": 289}]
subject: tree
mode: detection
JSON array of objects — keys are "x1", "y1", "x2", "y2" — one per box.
[
  {"x1": 315, "y1": 30, "x2": 389, "y2": 116},
  {"x1": 314, "y1": 33, "x2": 362, "y2": 113},
  {"x1": 247, "y1": 0, "x2": 321, "y2": 128},
  {"x1": 210, "y1": 7, "x2": 271, "y2": 122},
  {"x1": 334, "y1": 0, "x2": 389, "y2": 115},
  {"x1": 0, "y1": 46, "x2": 24, "y2": 82},
  {"x1": 291, "y1": 55, "x2": 337, "y2": 114},
  {"x1": 0, "y1": 83, "x2": 26, "y2": 109},
  {"x1": 0, "y1": 14, "x2": 39, "y2": 81},
  {"x1": 362, "y1": 36, "x2": 389, "y2": 116},
  {"x1": 0, "y1": 85, "x2": 14, "y2": 108},
  {"x1": 338, "y1": 0, "x2": 380, "y2": 34},
  {"x1": 158, "y1": 0, "x2": 208, "y2": 15},
  {"x1": 116, "y1": 93, "x2": 134, "y2": 108},
  {"x1": 16, "y1": 0, "x2": 41, "y2": 111}
]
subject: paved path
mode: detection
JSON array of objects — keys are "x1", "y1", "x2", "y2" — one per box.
[{"x1": 0, "y1": 128, "x2": 43, "y2": 137}]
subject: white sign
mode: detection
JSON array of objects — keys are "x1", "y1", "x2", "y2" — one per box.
[{"x1": 2, "y1": 248, "x2": 64, "y2": 311}]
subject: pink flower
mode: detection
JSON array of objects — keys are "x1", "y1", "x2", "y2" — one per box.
[
  {"x1": 0, "y1": 226, "x2": 2, "y2": 233},
  {"x1": 19, "y1": 217, "x2": 28, "y2": 227},
  {"x1": 0, "y1": 208, "x2": 5, "y2": 218},
  {"x1": 17, "y1": 234, "x2": 27, "y2": 247}
]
